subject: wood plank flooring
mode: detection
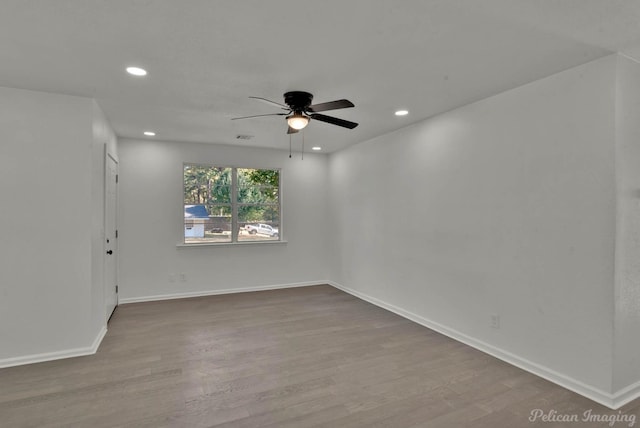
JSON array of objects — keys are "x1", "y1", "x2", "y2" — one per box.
[{"x1": 1, "y1": 285, "x2": 638, "y2": 427}]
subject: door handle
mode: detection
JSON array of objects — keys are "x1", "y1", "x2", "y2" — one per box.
[{"x1": 106, "y1": 250, "x2": 113, "y2": 255}]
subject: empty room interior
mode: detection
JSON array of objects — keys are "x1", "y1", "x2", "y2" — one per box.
[{"x1": 3, "y1": 1, "x2": 640, "y2": 427}]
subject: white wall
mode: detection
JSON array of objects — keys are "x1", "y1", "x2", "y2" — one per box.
[
  {"x1": 328, "y1": 56, "x2": 618, "y2": 395},
  {"x1": 613, "y1": 55, "x2": 640, "y2": 394},
  {"x1": 0, "y1": 87, "x2": 98, "y2": 363},
  {"x1": 117, "y1": 139, "x2": 329, "y2": 300}
]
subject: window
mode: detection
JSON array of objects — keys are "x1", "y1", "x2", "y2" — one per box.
[{"x1": 183, "y1": 164, "x2": 280, "y2": 244}]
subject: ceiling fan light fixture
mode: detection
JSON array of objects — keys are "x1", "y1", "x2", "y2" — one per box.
[{"x1": 287, "y1": 112, "x2": 310, "y2": 130}]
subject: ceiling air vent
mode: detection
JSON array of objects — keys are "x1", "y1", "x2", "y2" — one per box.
[{"x1": 236, "y1": 134, "x2": 254, "y2": 140}]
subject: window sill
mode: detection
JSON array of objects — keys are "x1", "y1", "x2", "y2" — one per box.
[{"x1": 176, "y1": 240, "x2": 288, "y2": 248}]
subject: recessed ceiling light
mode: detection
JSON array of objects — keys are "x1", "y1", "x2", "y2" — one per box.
[
  {"x1": 312, "y1": 146, "x2": 322, "y2": 151},
  {"x1": 126, "y1": 66, "x2": 147, "y2": 76},
  {"x1": 143, "y1": 131, "x2": 156, "y2": 136},
  {"x1": 395, "y1": 110, "x2": 409, "y2": 116}
]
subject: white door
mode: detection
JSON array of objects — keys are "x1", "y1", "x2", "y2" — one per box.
[{"x1": 105, "y1": 153, "x2": 119, "y2": 322}]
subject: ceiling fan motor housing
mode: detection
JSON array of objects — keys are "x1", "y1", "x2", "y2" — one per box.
[{"x1": 284, "y1": 91, "x2": 314, "y2": 111}]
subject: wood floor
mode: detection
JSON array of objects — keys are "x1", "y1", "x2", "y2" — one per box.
[{"x1": 1, "y1": 285, "x2": 638, "y2": 427}]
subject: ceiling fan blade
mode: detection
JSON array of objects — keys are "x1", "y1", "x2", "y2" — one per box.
[
  {"x1": 307, "y1": 99, "x2": 354, "y2": 113},
  {"x1": 231, "y1": 113, "x2": 288, "y2": 120},
  {"x1": 249, "y1": 96, "x2": 289, "y2": 110},
  {"x1": 310, "y1": 113, "x2": 358, "y2": 129},
  {"x1": 287, "y1": 126, "x2": 299, "y2": 134}
]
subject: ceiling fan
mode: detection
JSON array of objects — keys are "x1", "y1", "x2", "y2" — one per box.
[{"x1": 231, "y1": 91, "x2": 358, "y2": 134}]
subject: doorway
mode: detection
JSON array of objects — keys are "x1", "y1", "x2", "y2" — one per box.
[{"x1": 105, "y1": 153, "x2": 119, "y2": 322}]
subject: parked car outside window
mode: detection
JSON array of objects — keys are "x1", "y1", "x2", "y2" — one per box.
[{"x1": 245, "y1": 223, "x2": 279, "y2": 238}]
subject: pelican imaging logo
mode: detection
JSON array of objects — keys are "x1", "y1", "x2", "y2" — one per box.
[{"x1": 528, "y1": 409, "x2": 636, "y2": 426}]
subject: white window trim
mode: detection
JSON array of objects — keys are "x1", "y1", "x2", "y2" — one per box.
[{"x1": 176, "y1": 240, "x2": 288, "y2": 248}]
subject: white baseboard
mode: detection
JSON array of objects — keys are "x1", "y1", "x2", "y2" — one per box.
[
  {"x1": 119, "y1": 280, "x2": 328, "y2": 304},
  {"x1": 613, "y1": 379, "x2": 640, "y2": 409},
  {"x1": 0, "y1": 326, "x2": 107, "y2": 369},
  {"x1": 328, "y1": 281, "x2": 637, "y2": 410}
]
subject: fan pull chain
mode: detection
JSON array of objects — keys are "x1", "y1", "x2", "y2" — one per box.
[
  {"x1": 301, "y1": 130, "x2": 305, "y2": 160},
  {"x1": 289, "y1": 134, "x2": 292, "y2": 158}
]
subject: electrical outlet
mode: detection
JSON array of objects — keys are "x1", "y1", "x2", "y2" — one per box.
[
  {"x1": 490, "y1": 314, "x2": 500, "y2": 329},
  {"x1": 180, "y1": 272, "x2": 187, "y2": 282}
]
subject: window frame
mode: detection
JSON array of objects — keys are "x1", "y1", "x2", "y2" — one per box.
[{"x1": 181, "y1": 162, "x2": 283, "y2": 246}]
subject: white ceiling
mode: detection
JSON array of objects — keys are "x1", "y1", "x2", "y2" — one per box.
[{"x1": 2, "y1": 1, "x2": 640, "y2": 153}]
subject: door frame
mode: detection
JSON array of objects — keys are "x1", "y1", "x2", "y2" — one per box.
[{"x1": 104, "y1": 150, "x2": 119, "y2": 322}]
